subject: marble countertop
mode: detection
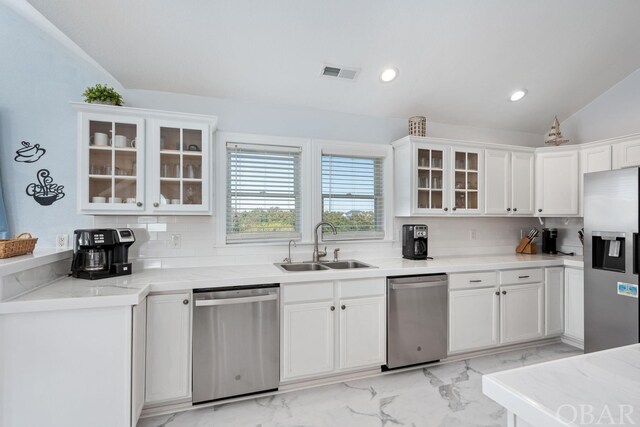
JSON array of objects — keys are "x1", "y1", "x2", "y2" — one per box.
[
  {"x1": 482, "y1": 344, "x2": 640, "y2": 426},
  {"x1": 0, "y1": 248, "x2": 72, "y2": 277},
  {"x1": 0, "y1": 253, "x2": 583, "y2": 314}
]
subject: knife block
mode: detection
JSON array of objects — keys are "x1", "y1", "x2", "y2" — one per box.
[{"x1": 516, "y1": 237, "x2": 538, "y2": 254}]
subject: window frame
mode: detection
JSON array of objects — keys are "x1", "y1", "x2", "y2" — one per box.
[
  {"x1": 312, "y1": 139, "x2": 393, "y2": 243},
  {"x1": 216, "y1": 132, "x2": 312, "y2": 245}
]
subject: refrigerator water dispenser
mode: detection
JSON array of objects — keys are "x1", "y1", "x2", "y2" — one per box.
[{"x1": 592, "y1": 231, "x2": 625, "y2": 273}]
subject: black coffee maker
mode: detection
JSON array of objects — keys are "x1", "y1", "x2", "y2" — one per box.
[
  {"x1": 402, "y1": 224, "x2": 430, "y2": 260},
  {"x1": 542, "y1": 228, "x2": 558, "y2": 254},
  {"x1": 71, "y1": 228, "x2": 135, "y2": 280}
]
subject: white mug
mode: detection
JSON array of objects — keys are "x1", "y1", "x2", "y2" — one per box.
[
  {"x1": 113, "y1": 135, "x2": 128, "y2": 148},
  {"x1": 108, "y1": 197, "x2": 122, "y2": 204},
  {"x1": 91, "y1": 132, "x2": 109, "y2": 146},
  {"x1": 129, "y1": 138, "x2": 136, "y2": 148},
  {"x1": 126, "y1": 198, "x2": 137, "y2": 204},
  {"x1": 171, "y1": 199, "x2": 181, "y2": 205},
  {"x1": 91, "y1": 196, "x2": 106, "y2": 203}
]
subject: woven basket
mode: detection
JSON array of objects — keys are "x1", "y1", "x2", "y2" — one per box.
[
  {"x1": 0, "y1": 233, "x2": 38, "y2": 259},
  {"x1": 409, "y1": 116, "x2": 427, "y2": 137}
]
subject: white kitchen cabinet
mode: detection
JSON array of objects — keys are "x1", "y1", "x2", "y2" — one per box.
[
  {"x1": 564, "y1": 267, "x2": 584, "y2": 346},
  {"x1": 281, "y1": 278, "x2": 385, "y2": 382},
  {"x1": 145, "y1": 292, "x2": 192, "y2": 406},
  {"x1": 449, "y1": 287, "x2": 500, "y2": 353},
  {"x1": 131, "y1": 301, "x2": 147, "y2": 426},
  {"x1": 282, "y1": 301, "x2": 335, "y2": 380},
  {"x1": 484, "y1": 150, "x2": 534, "y2": 215},
  {"x1": 535, "y1": 150, "x2": 579, "y2": 216},
  {"x1": 339, "y1": 296, "x2": 386, "y2": 370},
  {"x1": 511, "y1": 151, "x2": 535, "y2": 215},
  {"x1": 580, "y1": 145, "x2": 612, "y2": 214},
  {"x1": 74, "y1": 103, "x2": 216, "y2": 215},
  {"x1": 393, "y1": 136, "x2": 487, "y2": 216},
  {"x1": 612, "y1": 137, "x2": 640, "y2": 169},
  {"x1": 544, "y1": 267, "x2": 564, "y2": 337},
  {"x1": 499, "y1": 282, "x2": 544, "y2": 344}
]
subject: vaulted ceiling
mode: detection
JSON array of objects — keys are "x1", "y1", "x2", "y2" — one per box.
[{"x1": 26, "y1": 0, "x2": 640, "y2": 133}]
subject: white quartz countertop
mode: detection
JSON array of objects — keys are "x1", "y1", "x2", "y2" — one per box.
[
  {"x1": 0, "y1": 248, "x2": 72, "y2": 276},
  {"x1": 482, "y1": 344, "x2": 640, "y2": 426},
  {"x1": 0, "y1": 253, "x2": 582, "y2": 314}
]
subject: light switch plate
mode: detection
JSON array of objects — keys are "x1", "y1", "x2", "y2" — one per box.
[{"x1": 168, "y1": 234, "x2": 181, "y2": 249}]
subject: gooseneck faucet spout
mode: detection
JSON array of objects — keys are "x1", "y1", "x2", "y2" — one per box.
[{"x1": 313, "y1": 222, "x2": 337, "y2": 262}]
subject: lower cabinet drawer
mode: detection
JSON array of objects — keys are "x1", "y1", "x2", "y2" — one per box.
[
  {"x1": 449, "y1": 271, "x2": 497, "y2": 289},
  {"x1": 499, "y1": 268, "x2": 543, "y2": 285}
]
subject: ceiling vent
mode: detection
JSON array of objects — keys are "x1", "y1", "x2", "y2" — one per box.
[{"x1": 321, "y1": 64, "x2": 360, "y2": 81}]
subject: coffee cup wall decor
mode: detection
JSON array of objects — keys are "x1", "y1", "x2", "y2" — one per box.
[
  {"x1": 15, "y1": 141, "x2": 46, "y2": 163},
  {"x1": 25, "y1": 169, "x2": 66, "y2": 206}
]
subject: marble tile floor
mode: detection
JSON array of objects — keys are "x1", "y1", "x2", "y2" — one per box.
[{"x1": 138, "y1": 343, "x2": 581, "y2": 427}]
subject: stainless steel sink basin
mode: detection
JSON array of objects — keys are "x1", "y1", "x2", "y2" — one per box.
[
  {"x1": 275, "y1": 262, "x2": 330, "y2": 272},
  {"x1": 321, "y1": 260, "x2": 376, "y2": 269},
  {"x1": 275, "y1": 259, "x2": 376, "y2": 272}
]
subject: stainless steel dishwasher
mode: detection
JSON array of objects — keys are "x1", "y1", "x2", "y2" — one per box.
[
  {"x1": 193, "y1": 284, "x2": 279, "y2": 403},
  {"x1": 386, "y1": 274, "x2": 448, "y2": 369}
]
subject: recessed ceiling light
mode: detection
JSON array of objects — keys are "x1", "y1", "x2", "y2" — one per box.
[
  {"x1": 509, "y1": 89, "x2": 527, "y2": 102},
  {"x1": 380, "y1": 68, "x2": 398, "y2": 83}
]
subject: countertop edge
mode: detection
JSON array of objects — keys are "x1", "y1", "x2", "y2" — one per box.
[{"x1": 0, "y1": 249, "x2": 73, "y2": 277}]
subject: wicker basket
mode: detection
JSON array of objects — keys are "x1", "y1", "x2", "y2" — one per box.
[
  {"x1": 0, "y1": 233, "x2": 38, "y2": 259},
  {"x1": 409, "y1": 116, "x2": 427, "y2": 137}
]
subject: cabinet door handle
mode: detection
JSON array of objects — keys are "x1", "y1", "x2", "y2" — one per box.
[
  {"x1": 469, "y1": 280, "x2": 482, "y2": 283},
  {"x1": 513, "y1": 208, "x2": 518, "y2": 212},
  {"x1": 507, "y1": 208, "x2": 511, "y2": 212},
  {"x1": 502, "y1": 290, "x2": 507, "y2": 295},
  {"x1": 153, "y1": 202, "x2": 159, "y2": 207},
  {"x1": 341, "y1": 304, "x2": 346, "y2": 310},
  {"x1": 518, "y1": 275, "x2": 530, "y2": 279},
  {"x1": 452, "y1": 207, "x2": 457, "y2": 211},
  {"x1": 444, "y1": 207, "x2": 449, "y2": 212},
  {"x1": 538, "y1": 208, "x2": 543, "y2": 213},
  {"x1": 495, "y1": 291, "x2": 500, "y2": 296},
  {"x1": 183, "y1": 299, "x2": 189, "y2": 305},
  {"x1": 136, "y1": 202, "x2": 143, "y2": 207},
  {"x1": 330, "y1": 306, "x2": 335, "y2": 311}
]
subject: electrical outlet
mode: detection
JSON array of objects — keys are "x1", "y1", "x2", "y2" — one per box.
[
  {"x1": 169, "y1": 234, "x2": 181, "y2": 249},
  {"x1": 56, "y1": 234, "x2": 68, "y2": 250},
  {"x1": 469, "y1": 229, "x2": 477, "y2": 240}
]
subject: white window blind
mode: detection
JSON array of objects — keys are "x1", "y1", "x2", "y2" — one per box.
[
  {"x1": 322, "y1": 154, "x2": 384, "y2": 240},
  {"x1": 227, "y1": 143, "x2": 302, "y2": 242}
]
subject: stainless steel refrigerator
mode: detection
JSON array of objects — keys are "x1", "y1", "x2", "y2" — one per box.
[{"x1": 584, "y1": 168, "x2": 640, "y2": 353}]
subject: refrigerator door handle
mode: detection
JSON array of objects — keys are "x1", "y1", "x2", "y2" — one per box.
[{"x1": 634, "y1": 232, "x2": 639, "y2": 275}]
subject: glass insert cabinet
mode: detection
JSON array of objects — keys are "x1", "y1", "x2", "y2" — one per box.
[{"x1": 75, "y1": 103, "x2": 216, "y2": 214}]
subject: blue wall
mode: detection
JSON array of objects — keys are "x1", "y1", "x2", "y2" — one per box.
[{"x1": 0, "y1": 3, "x2": 119, "y2": 246}]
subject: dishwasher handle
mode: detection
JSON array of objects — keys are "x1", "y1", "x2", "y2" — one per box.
[
  {"x1": 195, "y1": 294, "x2": 278, "y2": 307},
  {"x1": 390, "y1": 281, "x2": 448, "y2": 290}
]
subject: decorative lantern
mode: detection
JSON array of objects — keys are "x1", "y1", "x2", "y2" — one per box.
[
  {"x1": 408, "y1": 116, "x2": 427, "y2": 137},
  {"x1": 545, "y1": 116, "x2": 569, "y2": 146}
]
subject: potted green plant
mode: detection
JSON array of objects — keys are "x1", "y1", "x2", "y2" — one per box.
[{"x1": 82, "y1": 84, "x2": 124, "y2": 106}]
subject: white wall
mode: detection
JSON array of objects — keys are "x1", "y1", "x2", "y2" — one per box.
[
  {"x1": 1, "y1": 1, "x2": 541, "y2": 260},
  {"x1": 561, "y1": 67, "x2": 640, "y2": 144}
]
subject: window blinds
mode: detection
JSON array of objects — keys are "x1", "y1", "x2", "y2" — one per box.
[
  {"x1": 321, "y1": 154, "x2": 384, "y2": 240},
  {"x1": 226, "y1": 143, "x2": 302, "y2": 242}
]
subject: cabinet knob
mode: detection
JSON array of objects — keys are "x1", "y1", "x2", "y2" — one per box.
[
  {"x1": 444, "y1": 207, "x2": 449, "y2": 212},
  {"x1": 513, "y1": 208, "x2": 517, "y2": 212},
  {"x1": 330, "y1": 306, "x2": 335, "y2": 311},
  {"x1": 495, "y1": 291, "x2": 500, "y2": 296},
  {"x1": 136, "y1": 202, "x2": 143, "y2": 207},
  {"x1": 153, "y1": 202, "x2": 159, "y2": 207},
  {"x1": 452, "y1": 207, "x2": 457, "y2": 211},
  {"x1": 538, "y1": 208, "x2": 542, "y2": 213},
  {"x1": 183, "y1": 299, "x2": 189, "y2": 305},
  {"x1": 502, "y1": 290, "x2": 507, "y2": 295},
  {"x1": 341, "y1": 304, "x2": 346, "y2": 310},
  {"x1": 506, "y1": 208, "x2": 511, "y2": 212}
]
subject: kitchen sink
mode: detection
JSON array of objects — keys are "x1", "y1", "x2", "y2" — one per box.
[
  {"x1": 275, "y1": 260, "x2": 376, "y2": 272},
  {"x1": 276, "y1": 262, "x2": 330, "y2": 272},
  {"x1": 321, "y1": 260, "x2": 376, "y2": 269}
]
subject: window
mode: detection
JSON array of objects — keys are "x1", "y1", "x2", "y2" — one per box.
[
  {"x1": 226, "y1": 143, "x2": 301, "y2": 242},
  {"x1": 322, "y1": 154, "x2": 384, "y2": 240}
]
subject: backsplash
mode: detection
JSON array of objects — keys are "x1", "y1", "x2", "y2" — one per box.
[
  {"x1": 543, "y1": 217, "x2": 584, "y2": 255},
  {"x1": 94, "y1": 215, "x2": 541, "y2": 268}
]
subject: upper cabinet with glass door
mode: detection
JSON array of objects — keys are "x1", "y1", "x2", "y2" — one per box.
[
  {"x1": 74, "y1": 103, "x2": 216, "y2": 215},
  {"x1": 450, "y1": 147, "x2": 482, "y2": 214}
]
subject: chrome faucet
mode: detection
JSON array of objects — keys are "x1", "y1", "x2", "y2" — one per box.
[
  {"x1": 313, "y1": 221, "x2": 337, "y2": 262},
  {"x1": 283, "y1": 240, "x2": 296, "y2": 264}
]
